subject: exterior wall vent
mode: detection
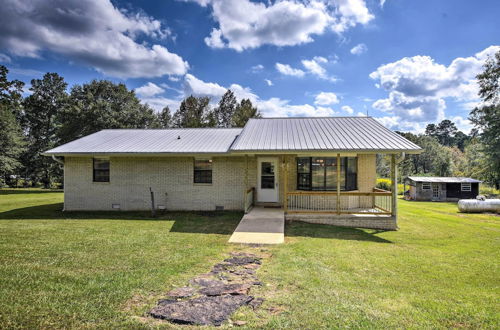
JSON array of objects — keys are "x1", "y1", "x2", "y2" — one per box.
[
  {"x1": 112, "y1": 204, "x2": 121, "y2": 210},
  {"x1": 157, "y1": 205, "x2": 166, "y2": 210},
  {"x1": 215, "y1": 205, "x2": 224, "y2": 211}
]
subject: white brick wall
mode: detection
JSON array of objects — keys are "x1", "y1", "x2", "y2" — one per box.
[
  {"x1": 63, "y1": 154, "x2": 378, "y2": 212},
  {"x1": 64, "y1": 156, "x2": 253, "y2": 211}
]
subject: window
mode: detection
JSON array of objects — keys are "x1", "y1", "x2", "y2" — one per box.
[
  {"x1": 461, "y1": 183, "x2": 471, "y2": 191},
  {"x1": 260, "y1": 162, "x2": 275, "y2": 189},
  {"x1": 296, "y1": 157, "x2": 357, "y2": 191},
  {"x1": 194, "y1": 159, "x2": 212, "y2": 184},
  {"x1": 422, "y1": 182, "x2": 431, "y2": 190},
  {"x1": 93, "y1": 158, "x2": 110, "y2": 182}
]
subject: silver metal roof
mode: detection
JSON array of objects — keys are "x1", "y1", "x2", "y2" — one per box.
[
  {"x1": 407, "y1": 177, "x2": 481, "y2": 183},
  {"x1": 230, "y1": 117, "x2": 422, "y2": 152},
  {"x1": 44, "y1": 128, "x2": 242, "y2": 155}
]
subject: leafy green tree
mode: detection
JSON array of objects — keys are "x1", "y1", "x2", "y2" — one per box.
[
  {"x1": 59, "y1": 80, "x2": 159, "y2": 143},
  {"x1": 425, "y1": 119, "x2": 458, "y2": 146},
  {"x1": 158, "y1": 106, "x2": 172, "y2": 128},
  {"x1": 470, "y1": 50, "x2": 500, "y2": 188},
  {"x1": 172, "y1": 95, "x2": 212, "y2": 128},
  {"x1": 213, "y1": 90, "x2": 237, "y2": 127},
  {"x1": 23, "y1": 73, "x2": 68, "y2": 187},
  {"x1": 231, "y1": 98, "x2": 261, "y2": 127},
  {"x1": 0, "y1": 66, "x2": 25, "y2": 186}
]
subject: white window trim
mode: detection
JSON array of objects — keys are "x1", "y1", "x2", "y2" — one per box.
[
  {"x1": 461, "y1": 183, "x2": 472, "y2": 192},
  {"x1": 422, "y1": 182, "x2": 431, "y2": 190}
]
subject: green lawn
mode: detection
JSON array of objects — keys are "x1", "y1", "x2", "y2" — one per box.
[{"x1": 0, "y1": 189, "x2": 498, "y2": 328}]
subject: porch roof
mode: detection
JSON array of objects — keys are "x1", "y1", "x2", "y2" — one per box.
[
  {"x1": 406, "y1": 177, "x2": 481, "y2": 183},
  {"x1": 230, "y1": 117, "x2": 422, "y2": 153}
]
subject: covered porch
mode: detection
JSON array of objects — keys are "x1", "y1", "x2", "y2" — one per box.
[{"x1": 243, "y1": 153, "x2": 400, "y2": 231}]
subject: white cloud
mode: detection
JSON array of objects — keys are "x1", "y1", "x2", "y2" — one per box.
[
  {"x1": 315, "y1": 92, "x2": 339, "y2": 105},
  {"x1": 0, "y1": 0, "x2": 188, "y2": 78},
  {"x1": 135, "y1": 82, "x2": 165, "y2": 97},
  {"x1": 341, "y1": 105, "x2": 354, "y2": 114},
  {"x1": 0, "y1": 53, "x2": 11, "y2": 63},
  {"x1": 182, "y1": 73, "x2": 336, "y2": 117},
  {"x1": 350, "y1": 43, "x2": 367, "y2": 55},
  {"x1": 141, "y1": 96, "x2": 181, "y2": 112},
  {"x1": 330, "y1": 0, "x2": 374, "y2": 33},
  {"x1": 370, "y1": 45, "x2": 500, "y2": 127},
  {"x1": 380, "y1": 0, "x2": 387, "y2": 8},
  {"x1": 264, "y1": 79, "x2": 273, "y2": 86},
  {"x1": 276, "y1": 63, "x2": 305, "y2": 77},
  {"x1": 277, "y1": 56, "x2": 337, "y2": 81},
  {"x1": 194, "y1": 0, "x2": 373, "y2": 51},
  {"x1": 251, "y1": 64, "x2": 264, "y2": 73}
]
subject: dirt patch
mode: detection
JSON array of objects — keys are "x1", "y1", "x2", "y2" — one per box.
[{"x1": 148, "y1": 249, "x2": 269, "y2": 326}]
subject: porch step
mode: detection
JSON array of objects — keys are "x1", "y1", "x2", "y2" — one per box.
[{"x1": 255, "y1": 202, "x2": 282, "y2": 208}]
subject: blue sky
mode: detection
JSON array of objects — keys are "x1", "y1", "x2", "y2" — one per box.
[{"x1": 1, "y1": 0, "x2": 499, "y2": 133}]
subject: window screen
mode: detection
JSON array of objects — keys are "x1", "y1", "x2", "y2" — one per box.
[
  {"x1": 194, "y1": 159, "x2": 212, "y2": 184},
  {"x1": 461, "y1": 183, "x2": 471, "y2": 191},
  {"x1": 93, "y1": 158, "x2": 110, "y2": 182},
  {"x1": 422, "y1": 182, "x2": 431, "y2": 190}
]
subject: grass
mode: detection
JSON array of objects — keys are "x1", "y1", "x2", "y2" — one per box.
[{"x1": 0, "y1": 189, "x2": 498, "y2": 328}]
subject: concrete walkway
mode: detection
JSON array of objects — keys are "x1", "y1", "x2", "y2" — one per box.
[{"x1": 228, "y1": 207, "x2": 284, "y2": 244}]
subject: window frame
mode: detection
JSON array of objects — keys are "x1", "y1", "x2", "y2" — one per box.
[
  {"x1": 93, "y1": 158, "x2": 110, "y2": 183},
  {"x1": 461, "y1": 182, "x2": 472, "y2": 192},
  {"x1": 193, "y1": 158, "x2": 213, "y2": 184},
  {"x1": 422, "y1": 182, "x2": 431, "y2": 190},
  {"x1": 296, "y1": 157, "x2": 357, "y2": 191}
]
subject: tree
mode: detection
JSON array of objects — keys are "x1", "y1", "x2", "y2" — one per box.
[
  {"x1": 172, "y1": 95, "x2": 212, "y2": 128},
  {"x1": 158, "y1": 106, "x2": 172, "y2": 128},
  {"x1": 22, "y1": 73, "x2": 68, "y2": 188},
  {"x1": 213, "y1": 90, "x2": 237, "y2": 127},
  {"x1": 425, "y1": 119, "x2": 458, "y2": 146},
  {"x1": 231, "y1": 98, "x2": 261, "y2": 127},
  {"x1": 59, "y1": 80, "x2": 160, "y2": 143},
  {"x1": 0, "y1": 66, "x2": 25, "y2": 186},
  {"x1": 470, "y1": 50, "x2": 500, "y2": 188}
]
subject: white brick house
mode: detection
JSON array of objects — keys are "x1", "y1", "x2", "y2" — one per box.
[{"x1": 44, "y1": 117, "x2": 421, "y2": 230}]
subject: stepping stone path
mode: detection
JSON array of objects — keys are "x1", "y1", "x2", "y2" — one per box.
[{"x1": 149, "y1": 251, "x2": 267, "y2": 326}]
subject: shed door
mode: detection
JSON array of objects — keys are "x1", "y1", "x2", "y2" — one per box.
[
  {"x1": 432, "y1": 183, "x2": 440, "y2": 201},
  {"x1": 257, "y1": 157, "x2": 279, "y2": 203}
]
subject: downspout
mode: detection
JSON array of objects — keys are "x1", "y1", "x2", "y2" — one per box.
[{"x1": 51, "y1": 155, "x2": 65, "y2": 165}]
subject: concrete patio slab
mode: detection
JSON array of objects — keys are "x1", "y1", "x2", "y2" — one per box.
[{"x1": 229, "y1": 207, "x2": 284, "y2": 244}]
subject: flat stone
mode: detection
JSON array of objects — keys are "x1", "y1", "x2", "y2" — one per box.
[
  {"x1": 230, "y1": 252, "x2": 258, "y2": 258},
  {"x1": 224, "y1": 256, "x2": 262, "y2": 266},
  {"x1": 243, "y1": 263, "x2": 260, "y2": 270},
  {"x1": 149, "y1": 295, "x2": 253, "y2": 326},
  {"x1": 233, "y1": 320, "x2": 247, "y2": 326},
  {"x1": 189, "y1": 274, "x2": 225, "y2": 287},
  {"x1": 166, "y1": 287, "x2": 196, "y2": 298},
  {"x1": 248, "y1": 297, "x2": 264, "y2": 310},
  {"x1": 199, "y1": 283, "x2": 251, "y2": 296}
]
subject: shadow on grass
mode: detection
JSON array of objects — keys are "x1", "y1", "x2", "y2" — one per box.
[
  {"x1": 0, "y1": 189, "x2": 63, "y2": 195},
  {"x1": 285, "y1": 221, "x2": 393, "y2": 243},
  {"x1": 0, "y1": 203, "x2": 242, "y2": 235}
]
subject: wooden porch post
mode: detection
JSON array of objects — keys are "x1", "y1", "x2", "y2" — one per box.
[
  {"x1": 283, "y1": 157, "x2": 288, "y2": 214},
  {"x1": 244, "y1": 155, "x2": 249, "y2": 211},
  {"x1": 390, "y1": 154, "x2": 397, "y2": 218},
  {"x1": 337, "y1": 153, "x2": 341, "y2": 215}
]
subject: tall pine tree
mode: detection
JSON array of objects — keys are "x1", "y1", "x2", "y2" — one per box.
[{"x1": 23, "y1": 73, "x2": 68, "y2": 187}]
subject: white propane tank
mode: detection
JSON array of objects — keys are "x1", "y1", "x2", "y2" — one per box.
[{"x1": 458, "y1": 199, "x2": 500, "y2": 213}]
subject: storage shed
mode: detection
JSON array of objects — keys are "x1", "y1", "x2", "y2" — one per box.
[{"x1": 404, "y1": 177, "x2": 481, "y2": 202}]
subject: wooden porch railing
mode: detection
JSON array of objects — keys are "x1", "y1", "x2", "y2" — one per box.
[
  {"x1": 286, "y1": 188, "x2": 392, "y2": 215},
  {"x1": 244, "y1": 187, "x2": 255, "y2": 213}
]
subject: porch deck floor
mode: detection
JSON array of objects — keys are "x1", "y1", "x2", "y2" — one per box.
[{"x1": 228, "y1": 207, "x2": 284, "y2": 245}]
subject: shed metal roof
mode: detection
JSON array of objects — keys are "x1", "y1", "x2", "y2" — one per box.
[
  {"x1": 44, "y1": 128, "x2": 242, "y2": 155},
  {"x1": 406, "y1": 177, "x2": 481, "y2": 183},
  {"x1": 230, "y1": 117, "x2": 422, "y2": 152}
]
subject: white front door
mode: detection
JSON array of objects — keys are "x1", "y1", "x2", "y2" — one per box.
[{"x1": 257, "y1": 157, "x2": 279, "y2": 203}]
